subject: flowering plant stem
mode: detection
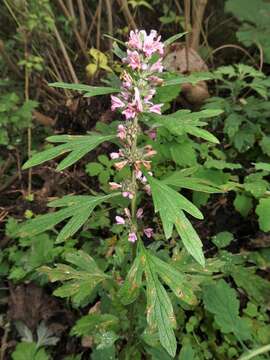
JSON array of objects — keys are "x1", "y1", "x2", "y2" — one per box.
[{"x1": 130, "y1": 116, "x2": 138, "y2": 261}]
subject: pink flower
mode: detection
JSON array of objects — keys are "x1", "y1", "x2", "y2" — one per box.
[
  {"x1": 144, "y1": 89, "x2": 156, "y2": 102},
  {"x1": 124, "y1": 50, "x2": 141, "y2": 70},
  {"x1": 122, "y1": 72, "x2": 133, "y2": 89},
  {"x1": 124, "y1": 208, "x2": 131, "y2": 218},
  {"x1": 116, "y1": 216, "x2": 125, "y2": 225},
  {"x1": 148, "y1": 129, "x2": 157, "y2": 140},
  {"x1": 127, "y1": 30, "x2": 164, "y2": 57},
  {"x1": 144, "y1": 145, "x2": 157, "y2": 157},
  {"x1": 144, "y1": 228, "x2": 154, "y2": 238},
  {"x1": 143, "y1": 30, "x2": 163, "y2": 57},
  {"x1": 128, "y1": 232, "x2": 137, "y2": 243},
  {"x1": 144, "y1": 184, "x2": 151, "y2": 195},
  {"x1": 114, "y1": 160, "x2": 128, "y2": 170},
  {"x1": 111, "y1": 95, "x2": 125, "y2": 111},
  {"x1": 149, "y1": 103, "x2": 163, "y2": 114},
  {"x1": 134, "y1": 87, "x2": 143, "y2": 112},
  {"x1": 150, "y1": 59, "x2": 163, "y2": 73},
  {"x1": 149, "y1": 76, "x2": 164, "y2": 86},
  {"x1": 135, "y1": 170, "x2": 147, "y2": 184},
  {"x1": 109, "y1": 182, "x2": 122, "y2": 190},
  {"x1": 122, "y1": 104, "x2": 137, "y2": 120},
  {"x1": 127, "y1": 30, "x2": 144, "y2": 50},
  {"x1": 110, "y1": 152, "x2": 120, "y2": 159},
  {"x1": 117, "y1": 124, "x2": 126, "y2": 140},
  {"x1": 121, "y1": 90, "x2": 130, "y2": 101},
  {"x1": 122, "y1": 191, "x2": 133, "y2": 199},
  {"x1": 136, "y1": 208, "x2": 144, "y2": 219}
]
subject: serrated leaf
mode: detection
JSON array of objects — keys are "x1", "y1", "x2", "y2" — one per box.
[
  {"x1": 148, "y1": 176, "x2": 203, "y2": 221},
  {"x1": 175, "y1": 211, "x2": 205, "y2": 266},
  {"x1": 148, "y1": 253, "x2": 197, "y2": 305},
  {"x1": 122, "y1": 245, "x2": 197, "y2": 357},
  {"x1": 145, "y1": 258, "x2": 177, "y2": 357},
  {"x1": 231, "y1": 266, "x2": 270, "y2": 305},
  {"x1": 151, "y1": 109, "x2": 221, "y2": 143},
  {"x1": 40, "y1": 250, "x2": 108, "y2": 306},
  {"x1": 212, "y1": 231, "x2": 233, "y2": 248},
  {"x1": 11, "y1": 342, "x2": 49, "y2": 360},
  {"x1": 49, "y1": 82, "x2": 119, "y2": 96},
  {"x1": 71, "y1": 314, "x2": 119, "y2": 337},
  {"x1": 203, "y1": 279, "x2": 251, "y2": 340},
  {"x1": 147, "y1": 176, "x2": 205, "y2": 265},
  {"x1": 19, "y1": 193, "x2": 118, "y2": 242},
  {"x1": 22, "y1": 134, "x2": 115, "y2": 170}
]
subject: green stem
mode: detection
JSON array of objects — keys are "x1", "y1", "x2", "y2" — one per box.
[
  {"x1": 238, "y1": 344, "x2": 270, "y2": 360},
  {"x1": 128, "y1": 116, "x2": 139, "y2": 342},
  {"x1": 130, "y1": 116, "x2": 138, "y2": 261}
]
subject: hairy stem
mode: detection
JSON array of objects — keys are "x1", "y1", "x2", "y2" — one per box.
[{"x1": 131, "y1": 116, "x2": 139, "y2": 261}]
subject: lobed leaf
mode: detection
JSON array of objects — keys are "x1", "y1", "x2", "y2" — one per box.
[
  {"x1": 22, "y1": 133, "x2": 115, "y2": 170},
  {"x1": 147, "y1": 176, "x2": 205, "y2": 266},
  {"x1": 19, "y1": 193, "x2": 119, "y2": 242},
  {"x1": 49, "y1": 82, "x2": 120, "y2": 96},
  {"x1": 40, "y1": 250, "x2": 109, "y2": 307}
]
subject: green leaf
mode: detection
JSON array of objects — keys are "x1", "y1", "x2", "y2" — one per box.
[
  {"x1": 40, "y1": 250, "x2": 109, "y2": 306},
  {"x1": 260, "y1": 136, "x2": 270, "y2": 156},
  {"x1": 144, "y1": 255, "x2": 177, "y2": 357},
  {"x1": 118, "y1": 252, "x2": 144, "y2": 305},
  {"x1": 224, "y1": 113, "x2": 243, "y2": 140},
  {"x1": 19, "y1": 193, "x2": 118, "y2": 242},
  {"x1": 175, "y1": 211, "x2": 205, "y2": 267},
  {"x1": 148, "y1": 176, "x2": 205, "y2": 266},
  {"x1": 71, "y1": 314, "x2": 119, "y2": 337},
  {"x1": 122, "y1": 246, "x2": 197, "y2": 357},
  {"x1": 49, "y1": 82, "x2": 119, "y2": 96},
  {"x1": 170, "y1": 141, "x2": 197, "y2": 167},
  {"x1": 231, "y1": 267, "x2": 270, "y2": 305},
  {"x1": 203, "y1": 279, "x2": 251, "y2": 340},
  {"x1": 151, "y1": 109, "x2": 221, "y2": 143},
  {"x1": 244, "y1": 180, "x2": 268, "y2": 198},
  {"x1": 179, "y1": 343, "x2": 197, "y2": 360},
  {"x1": 23, "y1": 133, "x2": 115, "y2": 170},
  {"x1": 256, "y1": 198, "x2": 270, "y2": 232},
  {"x1": 254, "y1": 162, "x2": 270, "y2": 172},
  {"x1": 91, "y1": 346, "x2": 116, "y2": 360},
  {"x1": 86, "y1": 162, "x2": 104, "y2": 176},
  {"x1": 163, "y1": 171, "x2": 223, "y2": 194},
  {"x1": 148, "y1": 176, "x2": 203, "y2": 221},
  {"x1": 163, "y1": 72, "x2": 214, "y2": 87},
  {"x1": 205, "y1": 159, "x2": 242, "y2": 170},
  {"x1": 233, "y1": 194, "x2": 253, "y2": 217},
  {"x1": 212, "y1": 231, "x2": 234, "y2": 248},
  {"x1": 164, "y1": 32, "x2": 188, "y2": 46},
  {"x1": 12, "y1": 342, "x2": 49, "y2": 360},
  {"x1": 148, "y1": 253, "x2": 197, "y2": 305}
]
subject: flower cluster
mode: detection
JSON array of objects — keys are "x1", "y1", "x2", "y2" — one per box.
[
  {"x1": 110, "y1": 29, "x2": 164, "y2": 244},
  {"x1": 115, "y1": 207, "x2": 154, "y2": 243},
  {"x1": 111, "y1": 30, "x2": 164, "y2": 120}
]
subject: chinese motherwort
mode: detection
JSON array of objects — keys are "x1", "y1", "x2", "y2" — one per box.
[{"x1": 111, "y1": 29, "x2": 164, "y2": 243}]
